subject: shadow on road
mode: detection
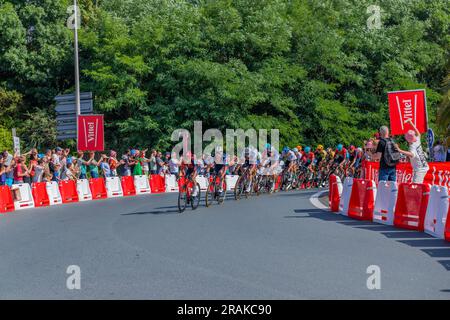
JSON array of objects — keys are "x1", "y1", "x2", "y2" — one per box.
[
  {"x1": 122, "y1": 209, "x2": 180, "y2": 215},
  {"x1": 289, "y1": 207, "x2": 450, "y2": 272}
]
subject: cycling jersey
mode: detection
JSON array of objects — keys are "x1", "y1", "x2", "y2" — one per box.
[
  {"x1": 302, "y1": 152, "x2": 315, "y2": 165},
  {"x1": 315, "y1": 150, "x2": 327, "y2": 163},
  {"x1": 334, "y1": 148, "x2": 348, "y2": 163}
]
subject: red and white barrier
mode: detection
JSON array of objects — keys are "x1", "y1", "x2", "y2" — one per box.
[
  {"x1": 149, "y1": 174, "x2": 166, "y2": 193},
  {"x1": 339, "y1": 177, "x2": 353, "y2": 216},
  {"x1": 226, "y1": 175, "x2": 239, "y2": 191},
  {"x1": 46, "y1": 181, "x2": 62, "y2": 205},
  {"x1": 121, "y1": 176, "x2": 136, "y2": 196},
  {"x1": 373, "y1": 181, "x2": 398, "y2": 226},
  {"x1": 105, "y1": 177, "x2": 123, "y2": 198},
  {"x1": 77, "y1": 179, "x2": 93, "y2": 201},
  {"x1": 0, "y1": 185, "x2": 15, "y2": 213},
  {"x1": 89, "y1": 178, "x2": 108, "y2": 200},
  {"x1": 12, "y1": 183, "x2": 35, "y2": 210},
  {"x1": 31, "y1": 182, "x2": 50, "y2": 207},
  {"x1": 134, "y1": 175, "x2": 151, "y2": 194},
  {"x1": 347, "y1": 179, "x2": 377, "y2": 221},
  {"x1": 59, "y1": 180, "x2": 79, "y2": 204},
  {"x1": 165, "y1": 174, "x2": 179, "y2": 192},
  {"x1": 196, "y1": 175, "x2": 209, "y2": 191},
  {"x1": 328, "y1": 175, "x2": 342, "y2": 212},
  {"x1": 424, "y1": 185, "x2": 448, "y2": 239},
  {"x1": 394, "y1": 183, "x2": 430, "y2": 231}
]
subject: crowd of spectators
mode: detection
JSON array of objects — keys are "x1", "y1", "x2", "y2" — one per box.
[{"x1": 0, "y1": 130, "x2": 448, "y2": 188}]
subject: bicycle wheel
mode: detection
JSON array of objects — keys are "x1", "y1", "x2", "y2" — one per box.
[
  {"x1": 191, "y1": 182, "x2": 201, "y2": 210},
  {"x1": 205, "y1": 178, "x2": 215, "y2": 207},
  {"x1": 178, "y1": 185, "x2": 188, "y2": 213},
  {"x1": 234, "y1": 175, "x2": 244, "y2": 200},
  {"x1": 217, "y1": 178, "x2": 227, "y2": 204}
]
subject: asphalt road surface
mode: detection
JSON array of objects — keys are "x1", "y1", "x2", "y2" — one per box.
[{"x1": 0, "y1": 189, "x2": 449, "y2": 299}]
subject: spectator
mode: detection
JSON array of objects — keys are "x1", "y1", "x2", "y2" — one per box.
[
  {"x1": 433, "y1": 140, "x2": 446, "y2": 162},
  {"x1": 52, "y1": 163, "x2": 61, "y2": 182},
  {"x1": 31, "y1": 158, "x2": 45, "y2": 183},
  {"x1": 100, "y1": 154, "x2": 112, "y2": 178},
  {"x1": 0, "y1": 156, "x2": 5, "y2": 186},
  {"x1": 108, "y1": 150, "x2": 119, "y2": 176},
  {"x1": 141, "y1": 149, "x2": 150, "y2": 176},
  {"x1": 13, "y1": 156, "x2": 29, "y2": 185},
  {"x1": 373, "y1": 125, "x2": 400, "y2": 182},
  {"x1": 149, "y1": 150, "x2": 157, "y2": 174},
  {"x1": 396, "y1": 119, "x2": 429, "y2": 183},
  {"x1": 132, "y1": 150, "x2": 143, "y2": 176},
  {"x1": 87, "y1": 151, "x2": 101, "y2": 178},
  {"x1": 75, "y1": 151, "x2": 88, "y2": 179},
  {"x1": 168, "y1": 152, "x2": 179, "y2": 178},
  {"x1": 63, "y1": 162, "x2": 76, "y2": 180},
  {"x1": 121, "y1": 149, "x2": 132, "y2": 176}
]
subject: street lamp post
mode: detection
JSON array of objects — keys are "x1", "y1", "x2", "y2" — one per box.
[{"x1": 74, "y1": 0, "x2": 81, "y2": 146}]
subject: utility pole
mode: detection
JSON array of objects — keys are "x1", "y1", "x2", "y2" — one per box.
[{"x1": 74, "y1": 0, "x2": 81, "y2": 144}]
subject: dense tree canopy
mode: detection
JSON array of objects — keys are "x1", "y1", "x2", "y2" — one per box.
[{"x1": 0, "y1": 0, "x2": 448, "y2": 151}]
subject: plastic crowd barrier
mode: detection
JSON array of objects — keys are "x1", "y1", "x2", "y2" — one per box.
[
  {"x1": 347, "y1": 179, "x2": 377, "y2": 221},
  {"x1": 31, "y1": 182, "x2": 50, "y2": 207},
  {"x1": 149, "y1": 174, "x2": 166, "y2": 193},
  {"x1": 0, "y1": 185, "x2": 15, "y2": 213},
  {"x1": 59, "y1": 180, "x2": 79, "y2": 204},
  {"x1": 134, "y1": 175, "x2": 151, "y2": 194},
  {"x1": 196, "y1": 175, "x2": 209, "y2": 191},
  {"x1": 445, "y1": 208, "x2": 450, "y2": 242},
  {"x1": 373, "y1": 181, "x2": 398, "y2": 226},
  {"x1": 424, "y1": 185, "x2": 448, "y2": 239},
  {"x1": 394, "y1": 183, "x2": 430, "y2": 231},
  {"x1": 164, "y1": 174, "x2": 179, "y2": 192},
  {"x1": 121, "y1": 176, "x2": 136, "y2": 196},
  {"x1": 339, "y1": 177, "x2": 353, "y2": 216},
  {"x1": 12, "y1": 183, "x2": 35, "y2": 210},
  {"x1": 46, "y1": 181, "x2": 62, "y2": 205},
  {"x1": 105, "y1": 177, "x2": 123, "y2": 198},
  {"x1": 226, "y1": 175, "x2": 239, "y2": 191},
  {"x1": 76, "y1": 179, "x2": 93, "y2": 201},
  {"x1": 328, "y1": 175, "x2": 343, "y2": 212},
  {"x1": 89, "y1": 178, "x2": 107, "y2": 200}
]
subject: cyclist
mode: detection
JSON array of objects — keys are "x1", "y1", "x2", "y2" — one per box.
[
  {"x1": 334, "y1": 144, "x2": 348, "y2": 166},
  {"x1": 348, "y1": 145, "x2": 363, "y2": 176},
  {"x1": 213, "y1": 147, "x2": 229, "y2": 193},
  {"x1": 314, "y1": 145, "x2": 327, "y2": 167},
  {"x1": 261, "y1": 143, "x2": 280, "y2": 192},
  {"x1": 180, "y1": 151, "x2": 199, "y2": 197},
  {"x1": 281, "y1": 146, "x2": 297, "y2": 176},
  {"x1": 302, "y1": 146, "x2": 315, "y2": 170}
]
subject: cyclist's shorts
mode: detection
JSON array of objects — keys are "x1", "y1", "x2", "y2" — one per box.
[
  {"x1": 285, "y1": 160, "x2": 291, "y2": 168},
  {"x1": 185, "y1": 167, "x2": 195, "y2": 178},
  {"x1": 334, "y1": 156, "x2": 345, "y2": 164},
  {"x1": 214, "y1": 164, "x2": 225, "y2": 174}
]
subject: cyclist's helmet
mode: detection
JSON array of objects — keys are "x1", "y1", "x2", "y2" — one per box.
[
  {"x1": 282, "y1": 146, "x2": 290, "y2": 153},
  {"x1": 244, "y1": 147, "x2": 250, "y2": 156},
  {"x1": 337, "y1": 144, "x2": 343, "y2": 151},
  {"x1": 265, "y1": 143, "x2": 271, "y2": 150},
  {"x1": 292, "y1": 148, "x2": 299, "y2": 153},
  {"x1": 349, "y1": 145, "x2": 356, "y2": 152},
  {"x1": 296, "y1": 145, "x2": 302, "y2": 152},
  {"x1": 304, "y1": 146, "x2": 311, "y2": 153},
  {"x1": 317, "y1": 144, "x2": 324, "y2": 151}
]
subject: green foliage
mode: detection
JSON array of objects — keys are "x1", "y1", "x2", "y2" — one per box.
[
  {"x1": 0, "y1": 0, "x2": 448, "y2": 152},
  {"x1": 0, "y1": 126, "x2": 13, "y2": 151}
]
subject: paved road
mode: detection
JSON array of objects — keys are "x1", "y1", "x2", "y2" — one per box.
[{"x1": 0, "y1": 189, "x2": 449, "y2": 299}]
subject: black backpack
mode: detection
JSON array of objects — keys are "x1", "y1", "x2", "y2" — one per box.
[{"x1": 382, "y1": 138, "x2": 401, "y2": 166}]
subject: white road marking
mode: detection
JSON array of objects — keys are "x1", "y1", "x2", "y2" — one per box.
[{"x1": 309, "y1": 190, "x2": 329, "y2": 211}]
